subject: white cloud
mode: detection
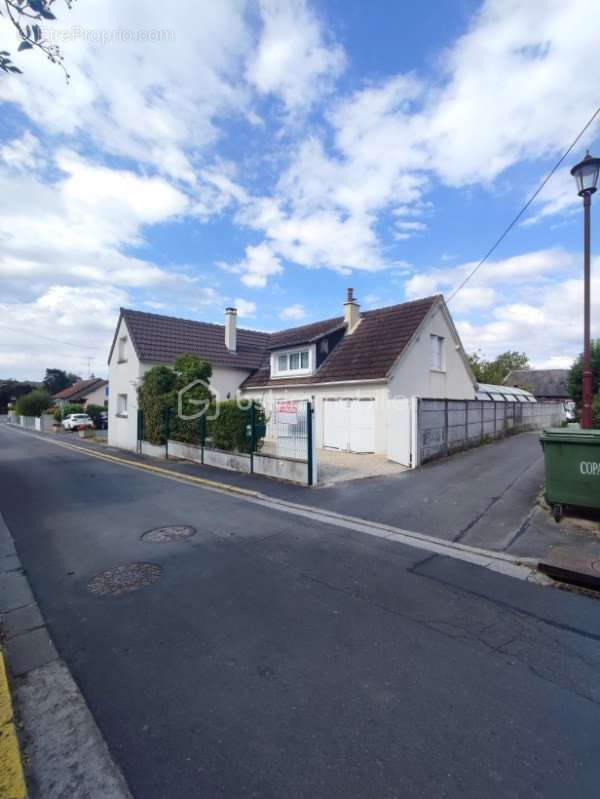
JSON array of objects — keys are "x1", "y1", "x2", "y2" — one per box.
[
  {"x1": 0, "y1": 285, "x2": 129, "y2": 380},
  {"x1": 405, "y1": 248, "x2": 575, "y2": 311},
  {"x1": 220, "y1": 242, "x2": 283, "y2": 288},
  {"x1": 454, "y1": 257, "x2": 600, "y2": 367},
  {"x1": 246, "y1": 0, "x2": 345, "y2": 111},
  {"x1": 0, "y1": 131, "x2": 42, "y2": 171},
  {"x1": 279, "y1": 303, "x2": 306, "y2": 321},
  {"x1": 234, "y1": 297, "x2": 257, "y2": 317}
]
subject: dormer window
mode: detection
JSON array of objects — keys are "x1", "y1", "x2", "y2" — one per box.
[{"x1": 272, "y1": 346, "x2": 313, "y2": 377}]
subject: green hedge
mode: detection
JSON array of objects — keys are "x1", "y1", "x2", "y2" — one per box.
[
  {"x1": 54, "y1": 402, "x2": 84, "y2": 422},
  {"x1": 593, "y1": 396, "x2": 600, "y2": 429},
  {"x1": 14, "y1": 389, "x2": 53, "y2": 417},
  {"x1": 207, "y1": 400, "x2": 266, "y2": 454}
]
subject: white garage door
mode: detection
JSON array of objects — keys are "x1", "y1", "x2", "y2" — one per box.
[{"x1": 323, "y1": 398, "x2": 375, "y2": 453}]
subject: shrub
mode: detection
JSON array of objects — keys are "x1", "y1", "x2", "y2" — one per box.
[
  {"x1": 208, "y1": 400, "x2": 266, "y2": 453},
  {"x1": 138, "y1": 365, "x2": 177, "y2": 444},
  {"x1": 86, "y1": 404, "x2": 104, "y2": 423},
  {"x1": 170, "y1": 355, "x2": 213, "y2": 444},
  {"x1": 53, "y1": 402, "x2": 84, "y2": 422},
  {"x1": 14, "y1": 389, "x2": 53, "y2": 417},
  {"x1": 593, "y1": 396, "x2": 600, "y2": 430}
]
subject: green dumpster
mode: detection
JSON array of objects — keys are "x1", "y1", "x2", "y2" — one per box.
[{"x1": 540, "y1": 427, "x2": 600, "y2": 521}]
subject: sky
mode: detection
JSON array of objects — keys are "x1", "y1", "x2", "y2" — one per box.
[{"x1": 0, "y1": 0, "x2": 599, "y2": 381}]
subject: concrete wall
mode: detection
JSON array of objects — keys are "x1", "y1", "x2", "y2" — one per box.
[
  {"x1": 388, "y1": 305, "x2": 476, "y2": 401},
  {"x1": 140, "y1": 438, "x2": 310, "y2": 484},
  {"x1": 418, "y1": 398, "x2": 563, "y2": 464}
]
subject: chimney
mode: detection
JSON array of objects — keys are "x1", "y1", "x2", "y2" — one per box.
[
  {"x1": 344, "y1": 288, "x2": 361, "y2": 334},
  {"x1": 225, "y1": 307, "x2": 237, "y2": 352}
]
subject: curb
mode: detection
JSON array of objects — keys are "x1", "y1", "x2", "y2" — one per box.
[
  {"x1": 2, "y1": 424, "x2": 541, "y2": 584},
  {"x1": 0, "y1": 649, "x2": 27, "y2": 799}
]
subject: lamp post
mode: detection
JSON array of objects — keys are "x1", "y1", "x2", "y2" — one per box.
[{"x1": 570, "y1": 151, "x2": 600, "y2": 429}]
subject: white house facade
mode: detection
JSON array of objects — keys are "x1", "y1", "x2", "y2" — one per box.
[{"x1": 107, "y1": 291, "x2": 477, "y2": 458}]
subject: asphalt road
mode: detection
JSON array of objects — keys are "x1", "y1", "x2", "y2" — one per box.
[{"x1": 1, "y1": 425, "x2": 600, "y2": 798}]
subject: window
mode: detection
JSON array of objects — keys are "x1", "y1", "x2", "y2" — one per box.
[
  {"x1": 117, "y1": 393, "x2": 128, "y2": 416},
  {"x1": 118, "y1": 336, "x2": 128, "y2": 363},
  {"x1": 430, "y1": 335, "x2": 444, "y2": 370},
  {"x1": 273, "y1": 348, "x2": 311, "y2": 376}
]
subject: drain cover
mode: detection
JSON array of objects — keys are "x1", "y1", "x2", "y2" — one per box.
[
  {"x1": 141, "y1": 525, "x2": 196, "y2": 543},
  {"x1": 88, "y1": 563, "x2": 161, "y2": 596}
]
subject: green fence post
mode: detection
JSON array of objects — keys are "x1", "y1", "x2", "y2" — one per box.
[
  {"x1": 250, "y1": 401, "x2": 256, "y2": 474},
  {"x1": 307, "y1": 400, "x2": 314, "y2": 486},
  {"x1": 199, "y1": 413, "x2": 206, "y2": 464},
  {"x1": 164, "y1": 408, "x2": 170, "y2": 459},
  {"x1": 137, "y1": 409, "x2": 144, "y2": 455}
]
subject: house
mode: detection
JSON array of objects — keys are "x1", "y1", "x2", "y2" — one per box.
[
  {"x1": 503, "y1": 369, "x2": 570, "y2": 401},
  {"x1": 54, "y1": 378, "x2": 109, "y2": 408},
  {"x1": 107, "y1": 290, "x2": 477, "y2": 456}
]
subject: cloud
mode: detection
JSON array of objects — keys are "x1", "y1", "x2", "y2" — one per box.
[
  {"x1": 220, "y1": 242, "x2": 283, "y2": 288},
  {"x1": 279, "y1": 303, "x2": 306, "y2": 321},
  {"x1": 0, "y1": 285, "x2": 129, "y2": 380},
  {"x1": 0, "y1": 131, "x2": 42, "y2": 171},
  {"x1": 234, "y1": 297, "x2": 257, "y2": 317},
  {"x1": 246, "y1": 0, "x2": 345, "y2": 111},
  {"x1": 405, "y1": 248, "x2": 575, "y2": 311}
]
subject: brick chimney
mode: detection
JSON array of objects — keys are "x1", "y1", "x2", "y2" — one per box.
[
  {"x1": 225, "y1": 307, "x2": 237, "y2": 352},
  {"x1": 344, "y1": 288, "x2": 361, "y2": 334}
]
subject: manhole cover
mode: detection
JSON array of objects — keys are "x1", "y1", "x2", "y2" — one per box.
[
  {"x1": 141, "y1": 525, "x2": 196, "y2": 543},
  {"x1": 87, "y1": 563, "x2": 162, "y2": 596}
]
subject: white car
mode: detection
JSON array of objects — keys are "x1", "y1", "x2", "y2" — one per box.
[{"x1": 62, "y1": 413, "x2": 95, "y2": 431}]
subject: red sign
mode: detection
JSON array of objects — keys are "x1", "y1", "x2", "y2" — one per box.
[{"x1": 278, "y1": 400, "x2": 299, "y2": 424}]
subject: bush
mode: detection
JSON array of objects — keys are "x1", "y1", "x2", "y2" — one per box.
[
  {"x1": 208, "y1": 400, "x2": 265, "y2": 453},
  {"x1": 593, "y1": 396, "x2": 600, "y2": 429},
  {"x1": 14, "y1": 389, "x2": 53, "y2": 417},
  {"x1": 138, "y1": 355, "x2": 213, "y2": 445},
  {"x1": 86, "y1": 404, "x2": 104, "y2": 423},
  {"x1": 54, "y1": 402, "x2": 83, "y2": 422}
]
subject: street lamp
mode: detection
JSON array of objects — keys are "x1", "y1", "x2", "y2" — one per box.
[{"x1": 571, "y1": 151, "x2": 600, "y2": 428}]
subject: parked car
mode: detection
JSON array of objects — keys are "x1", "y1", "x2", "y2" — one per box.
[
  {"x1": 62, "y1": 413, "x2": 95, "y2": 431},
  {"x1": 94, "y1": 412, "x2": 109, "y2": 430}
]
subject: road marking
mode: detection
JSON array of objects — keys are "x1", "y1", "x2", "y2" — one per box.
[
  {"x1": 1, "y1": 424, "x2": 541, "y2": 583},
  {"x1": 0, "y1": 651, "x2": 27, "y2": 799}
]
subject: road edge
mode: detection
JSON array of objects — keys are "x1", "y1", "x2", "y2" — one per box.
[
  {"x1": 0, "y1": 511, "x2": 133, "y2": 799},
  {"x1": 0, "y1": 648, "x2": 26, "y2": 799}
]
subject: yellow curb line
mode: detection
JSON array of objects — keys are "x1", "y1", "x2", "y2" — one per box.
[
  {"x1": 35, "y1": 436, "x2": 261, "y2": 499},
  {"x1": 0, "y1": 651, "x2": 27, "y2": 799}
]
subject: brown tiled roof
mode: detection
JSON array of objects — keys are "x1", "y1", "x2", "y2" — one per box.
[
  {"x1": 112, "y1": 309, "x2": 270, "y2": 370},
  {"x1": 54, "y1": 378, "x2": 107, "y2": 400},
  {"x1": 242, "y1": 295, "x2": 440, "y2": 388},
  {"x1": 504, "y1": 369, "x2": 570, "y2": 399},
  {"x1": 269, "y1": 317, "x2": 345, "y2": 350}
]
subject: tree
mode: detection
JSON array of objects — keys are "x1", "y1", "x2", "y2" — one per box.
[
  {"x1": 567, "y1": 340, "x2": 600, "y2": 403},
  {"x1": 43, "y1": 368, "x2": 79, "y2": 395},
  {"x1": 0, "y1": 379, "x2": 35, "y2": 412},
  {"x1": 468, "y1": 350, "x2": 530, "y2": 385},
  {"x1": 14, "y1": 388, "x2": 52, "y2": 416},
  {"x1": 1, "y1": 0, "x2": 76, "y2": 79}
]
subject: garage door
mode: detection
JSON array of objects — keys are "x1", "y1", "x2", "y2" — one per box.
[{"x1": 323, "y1": 398, "x2": 375, "y2": 453}]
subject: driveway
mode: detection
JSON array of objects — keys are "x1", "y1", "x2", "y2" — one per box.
[{"x1": 1, "y1": 424, "x2": 600, "y2": 798}]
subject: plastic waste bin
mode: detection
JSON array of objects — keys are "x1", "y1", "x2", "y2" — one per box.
[{"x1": 540, "y1": 426, "x2": 600, "y2": 521}]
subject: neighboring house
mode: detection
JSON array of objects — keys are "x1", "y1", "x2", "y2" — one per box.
[
  {"x1": 107, "y1": 291, "x2": 477, "y2": 455},
  {"x1": 503, "y1": 369, "x2": 570, "y2": 401},
  {"x1": 54, "y1": 378, "x2": 109, "y2": 408}
]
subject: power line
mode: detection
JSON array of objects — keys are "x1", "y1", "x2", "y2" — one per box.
[
  {"x1": 446, "y1": 104, "x2": 600, "y2": 304},
  {"x1": 0, "y1": 322, "x2": 96, "y2": 354}
]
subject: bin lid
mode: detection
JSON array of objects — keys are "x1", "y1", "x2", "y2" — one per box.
[{"x1": 540, "y1": 426, "x2": 600, "y2": 444}]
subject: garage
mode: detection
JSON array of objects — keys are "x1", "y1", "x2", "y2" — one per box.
[{"x1": 323, "y1": 398, "x2": 375, "y2": 453}]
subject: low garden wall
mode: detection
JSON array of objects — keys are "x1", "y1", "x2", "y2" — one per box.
[{"x1": 140, "y1": 439, "x2": 310, "y2": 485}]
